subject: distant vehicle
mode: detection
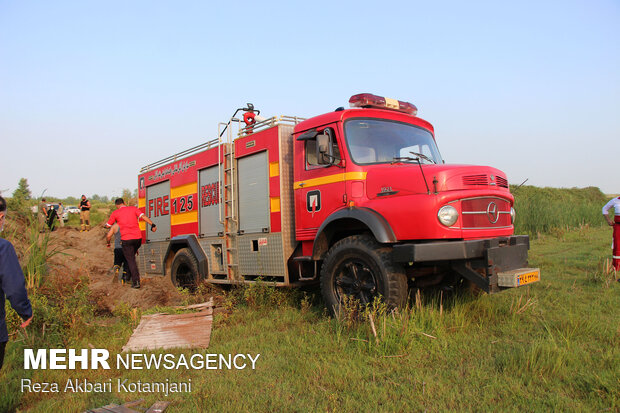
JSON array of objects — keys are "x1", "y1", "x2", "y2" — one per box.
[
  {"x1": 48, "y1": 204, "x2": 69, "y2": 222},
  {"x1": 65, "y1": 206, "x2": 80, "y2": 215}
]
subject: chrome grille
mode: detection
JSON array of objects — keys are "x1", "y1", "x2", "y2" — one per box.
[{"x1": 460, "y1": 197, "x2": 512, "y2": 229}]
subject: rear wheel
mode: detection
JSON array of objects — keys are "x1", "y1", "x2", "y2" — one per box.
[
  {"x1": 320, "y1": 235, "x2": 407, "y2": 316},
  {"x1": 171, "y1": 248, "x2": 200, "y2": 290}
]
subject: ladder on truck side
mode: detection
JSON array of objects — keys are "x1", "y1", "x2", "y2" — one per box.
[{"x1": 218, "y1": 122, "x2": 239, "y2": 281}]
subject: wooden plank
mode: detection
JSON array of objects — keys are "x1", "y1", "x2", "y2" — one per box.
[
  {"x1": 86, "y1": 405, "x2": 119, "y2": 413},
  {"x1": 86, "y1": 404, "x2": 119, "y2": 413},
  {"x1": 145, "y1": 401, "x2": 172, "y2": 413},
  {"x1": 174, "y1": 297, "x2": 214, "y2": 310},
  {"x1": 86, "y1": 405, "x2": 141, "y2": 413},
  {"x1": 107, "y1": 407, "x2": 141, "y2": 413},
  {"x1": 122, "y1": 306, "x2": 213, "y2": 352},
  {"x1": 122, "y1": 399, "x2": 145, "y2": 408}
]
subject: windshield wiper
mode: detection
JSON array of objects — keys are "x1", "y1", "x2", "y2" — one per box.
[
  {"x1": 391, "y1": 152, "x2": 436, "y2": 165},
  {"x1": 409, "y1": 151, "x2": 436, "y2": 164},
  {"x1": 391, "y1": 153, "x2": 433, "y2": 195},
  {"x1": 391, "y1": 156, "x2": 418, "y2": 164}
]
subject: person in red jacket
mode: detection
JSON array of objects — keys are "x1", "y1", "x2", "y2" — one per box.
[
  {"x1": 105, "y1": 198, "x2": 157, "y2": 289},
  {"x1": 0, "y1": 196, "x2": 33, "y2": 369}
]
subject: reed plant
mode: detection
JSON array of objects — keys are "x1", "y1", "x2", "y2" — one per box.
[{"x1": 512, "y1": 185, "x2": 608, "y2": 237}]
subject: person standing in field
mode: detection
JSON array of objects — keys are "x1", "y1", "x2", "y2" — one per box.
[
  {"x1": 602, "y1": 196, "x2": 620, "y2": 276},
  {"x1": 57, "y1": 202, "x2": 64, "y2": 228},
  {"x1": 0, "y1": 196, "x2": 33, "y2": 370},
  {"x1": 46, "y1": 206, "x2": 57, "y2": 231},
  {"x1": 79, "y1": 195, "x2": 91, "y2": 232},
  {"x1": 38, "y1": 197, "x2": 48, "y2": 232},
  {"x1": 105, "y1": 198, "x2": 157, "y2": 289}
]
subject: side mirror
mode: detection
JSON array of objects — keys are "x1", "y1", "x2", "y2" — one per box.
[
  {"x1": 317, "y1": 134, "x2": 329, "y2": 154},
  {"x1": 316, "y1": 133, "x2": 333, "y2": 164}
]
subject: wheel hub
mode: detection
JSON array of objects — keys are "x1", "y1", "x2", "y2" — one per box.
[{"x1": 335, "y1": 259, "x2": 378, "y2": 304}]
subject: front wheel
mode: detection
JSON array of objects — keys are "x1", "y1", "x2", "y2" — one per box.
[
  {"x1": 320, "y1": 235, "x2": 407, "y2": 316},
  {"x1": 171, "y1": 248, "x2": 200, "y2": 290}
]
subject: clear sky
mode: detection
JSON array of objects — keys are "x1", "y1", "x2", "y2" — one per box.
[{"x1": 1, "y1": 0, "x2": 619, "y2": 199}]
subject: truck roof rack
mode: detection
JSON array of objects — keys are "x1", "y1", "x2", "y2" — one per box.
[
  {"x1": 140, "y1": 115, "x2": 306, "y2": 173},
  {"x1": 140, "y1": 139, "x2": 220, "y2": 172}
]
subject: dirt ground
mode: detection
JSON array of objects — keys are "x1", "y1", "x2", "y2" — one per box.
[{"x1": 45, "y1": 224, "x2": 185, "y2": 312}]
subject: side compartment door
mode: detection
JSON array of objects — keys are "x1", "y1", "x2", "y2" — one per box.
[
  {"x1": 238, "y1": 151, "x2": 270, "y2": 234},
  {"x1": 294, "y1": 126, "x2": 345, "y2": 239},
  {"x1": 199, "y1": 166, "x2": 224, "y2": 236},
  {"x1": 146, "y1": 180, "x2": 171, "y2": 241}
]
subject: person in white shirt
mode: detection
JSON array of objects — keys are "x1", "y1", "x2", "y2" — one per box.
[
  {"x1": 57, "y1": 202, "x2": 64, "y2": 228},
  {"x1": 602, "y1": 196, "x2": 620, "y2": 274}
]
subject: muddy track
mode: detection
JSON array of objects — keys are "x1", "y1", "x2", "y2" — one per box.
[{"x1": 46, "y1": 225, "x2": 184, "y2": 311}]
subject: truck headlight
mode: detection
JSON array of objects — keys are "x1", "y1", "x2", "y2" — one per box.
[
  {"x1": 510, "y1": 207, "x2": 515, "y2": 224},
  {"x1": 437, "y1": 205, "x2": 458, "y2": 226}
]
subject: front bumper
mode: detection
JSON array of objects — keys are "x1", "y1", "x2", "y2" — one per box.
[{"x1": 392, "y1": 235, "x2": 537, "y2": 293}]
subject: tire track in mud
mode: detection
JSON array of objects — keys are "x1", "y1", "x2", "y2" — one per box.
[{"x1": 46, "y1": 225, "x2": 184, "y2": 311}]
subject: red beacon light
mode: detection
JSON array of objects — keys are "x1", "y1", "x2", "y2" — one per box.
[{"x1": 349, "y1": 93, "x2": 418, "y2": 116}]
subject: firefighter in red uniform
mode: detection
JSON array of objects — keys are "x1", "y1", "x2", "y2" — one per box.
[{"x1": 602, "y1": 196, "x2": 620, "y2": 275}]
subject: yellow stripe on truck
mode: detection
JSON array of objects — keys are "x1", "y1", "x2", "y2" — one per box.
[
  {"x1": 294, "y1": 172, "x2": 367, "y2": 190},
  {"x1": 171, "y1": 211, "x2": 198, "y2": 226},
  {"x1": 170, "y1": 182, "x2": 197, "y2": 198},
  {"x1": 138, "y1": 198, "x2": 146, "y2": 208},
  {"x1": 269, "y1": 162, "x2": 279, "y2": 178}
]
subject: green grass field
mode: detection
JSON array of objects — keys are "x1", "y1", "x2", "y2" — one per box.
[{"x1": 1, "y1": 225, "x2": 618, "y2": 412}]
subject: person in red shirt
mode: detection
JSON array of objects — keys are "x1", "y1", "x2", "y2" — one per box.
[{"x1": 105, "y1": 198, "x2": 157, "y2": 289}]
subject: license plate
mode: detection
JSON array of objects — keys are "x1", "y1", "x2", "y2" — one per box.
[
  {"x1": 498, "y1": 268, "x2": 540, "y2": 288},
  {"x1": 517, "y1": 269, "x2": 540, "y2": 286}
]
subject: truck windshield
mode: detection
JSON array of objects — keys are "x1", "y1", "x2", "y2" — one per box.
[{"x1": 344, "y1": 119, "x2": 443, "y2": 165}]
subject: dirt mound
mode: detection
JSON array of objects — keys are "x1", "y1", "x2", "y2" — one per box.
[{"x1": 47, "y1": 224, "x2": 184, "y2": 311}]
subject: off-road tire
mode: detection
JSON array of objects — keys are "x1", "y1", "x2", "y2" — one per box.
[
  {"x1": 320, "y1": 235, "x2": 407, "y2": 316},
  {"x1": 171, "y1": 248, "x2": 200, "y2": 290}
]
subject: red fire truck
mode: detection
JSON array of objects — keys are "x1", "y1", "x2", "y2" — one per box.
[{"x1": 137, "y1": 93, "x2": 539, "y2": 313}]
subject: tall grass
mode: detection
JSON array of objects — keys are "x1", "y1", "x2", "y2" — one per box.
[{"x1": 512, "y1": 185, "x2": 608, "y2": 237}]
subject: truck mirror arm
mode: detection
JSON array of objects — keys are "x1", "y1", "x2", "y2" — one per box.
[
  {"x1": 317, "y1": 127, "x2": 341, "y2": 166},
  {"x1": 321, "y1": 153, "x2": 344, "y2": 168}
]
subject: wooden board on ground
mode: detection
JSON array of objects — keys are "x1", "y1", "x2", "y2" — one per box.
[
  {"x1": 122, "y1": 299, "x2": 213, "y2": 352},
  {"x1": 145, "y1": 401, "x2": 172, "y2": 413},
  {"x1": 86, "y1": 404, "x2": 140, "y2": 413},
  {"x1": 86, "y1": 400, "x2": 170, "y2": 413}
]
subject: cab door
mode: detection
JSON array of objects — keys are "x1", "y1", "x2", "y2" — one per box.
[{"x1": 294, "y1": 125, "x2": 345, "y2": 240}]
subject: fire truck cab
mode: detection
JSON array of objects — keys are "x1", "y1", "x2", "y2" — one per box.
[{"x1": 137, "y1": 94, "x2": 539, "y2": 313}]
